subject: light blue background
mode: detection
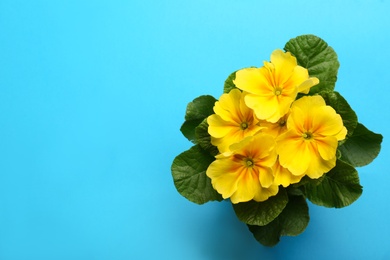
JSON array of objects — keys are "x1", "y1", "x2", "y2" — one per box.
[{"x1": 0, "y1": 1, "x2": 389, "y2": 259}]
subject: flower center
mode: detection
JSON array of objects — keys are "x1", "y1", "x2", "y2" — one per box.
[
  {"x1": 240, "y1": 122, "x2": 249, "y2": 130},
  {"x1": 245, "y1": 158, "x2": 254, "y2": 168},
  {"x1": 302, "y1": 132, "x2": 313, "y2": 140},
  {"x1": 274, "y1": 87, "x2": 282, "y2": 96},
  {"x1": 278, "y1": 119, "x2": 286, "y2": 127}
]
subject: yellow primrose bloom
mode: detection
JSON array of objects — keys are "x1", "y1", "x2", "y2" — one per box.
[
  {"x1": 207, "y1": 89, "x2": 264, "y2": 153},
  {"x1": 233, "y1": 49, "x2": 319, "y2": 123},
  {"x1": 276, "y1": 95, "x2": 347, "y2": 179},
  {"x1": 206, "y1": 134, "x2": 279, "y2": 204}
]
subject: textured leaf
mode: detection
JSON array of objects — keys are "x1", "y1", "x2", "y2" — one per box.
[
  {"x1": 319, "y1": 91, "x2": 358, "y2": 137},
  {"x1": 248, "y1": 195, "x2": 309, "y2": 247},
  {"x1": 232, "y1": 188, "x2": 288, "y2": 226},
  {"x1": 171, "y1": 145, "x2": 222, "y2": 204},
  {"x1": 180, "y1": 121, "x2": 202, "y2": 143},
  {"x1": 292, "y1": 174, "x2": 325, "y2": 188},
  {"x1": 339, "y1": 123, "x2": 383, "y2": 167},
  {"x1": 284, "y1": 34, "x2": 339, "y2": 94},
  {"x1": 223, "y1": 71, "x2": 238, "y2": 93},
  {"x1": 195, "y1": 119, "x2": 219, "y2": 156},
  {"x1": 304, "y1": 160, "x2": 362, "y2": 208},
  {"x1": 180, "y1": 95, "x2": 217, "y2": 143}
]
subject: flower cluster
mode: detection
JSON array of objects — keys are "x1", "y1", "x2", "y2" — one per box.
[
  {"x1": 206, "y1": 49, "x2": 347, "y2": 204},
  {"x1": 171, "y1": 34, "x2": 382, "y2": 247}
]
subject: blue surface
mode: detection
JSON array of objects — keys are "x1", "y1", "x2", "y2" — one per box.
[{"x1": 0, "y1": 1, "x2": 389, "y2": 259}]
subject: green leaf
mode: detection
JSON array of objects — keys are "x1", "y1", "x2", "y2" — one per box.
[
  {"x1": 171, "y1": 145, "x2": 222, "y2": 204},
  {"x1": 292, "y1": 174, "x2": 325, "y2": 188},
  {"x1": 248, "y1": 195, "x2": 309, "y2": 247},
  {"x1": 180, "y1": 121, "x2": 201, "y2": 143},
  {"x1": 318, "y1": 91, "x2": 358, "y2": 137},
  {"x1": 223, "y1": 71, "x2": 238, "y2": 93},
  {"x1": 339, "y1": 123, "x2": 383, "y2": 167},
  {"x1": 232, "y1": 188, "x2": 288, "y2": 226},
  {"x1": 303, "y1": 160, "x2": 362, "y2": 208},
  {"x1": 284, "y1": 34, "x2": 340, "y2": 94},
  {"x1": 286, "y1": 186, "x2": 304, "y2": 196},
  {"x1": 195, "y1": 119, "x2": 219, "y2": 156},
  {"x1": 180, "y1": 95, "x2": 217, "y2": 143}
]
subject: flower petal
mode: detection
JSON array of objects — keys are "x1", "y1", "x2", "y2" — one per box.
[
  {"x1": 230, "y1": 168, "x2": 261, "y2": 203},
  {"x1": 292, "y1": 95, "x2": 326, "y2": 111},
  {"x1": 270, "y1": 50, "x2": 297, "y2": 86},
  {"x1": 287, "y1": 65, "x2": 309, "y2": 86},
  {"x1": 273, "y1": 95, "x2": 295, "y2": 122},
  {"x1": 246, "y1": 134, "x2": 276, "y2": 160},
  {"x1": 252, "y1": 184, "x2": 279, "y2": 202},
  {"x1": 277, "y1": 131, "x2": 312, "y2": 175},
  {"x1": 305, "y1": 156, "x2": 336, "y2": 179},
  {"x1": 214, "y1": 89, "x2": 242, "y2": 123},
  {"x1": 273, "y1": 160, "x2": 304, "y2": 187},
  {"x1": 287, "y1": 107, "x2": 306, "y2": 134},
  {"x1": 245, "y1": 94, "x2": 280, "y2": 122},
  {"x1": 258, "y1": 166, "x2": 274, "y2": 188},
  {"x1": 312, "y1": 106, "x2": 347, "y2": 140},
  {"x1": 298, "y1": 77, "x2": 319, "y2": 94},
  {"x1": 206, "y1": 158, "x2": 242, "y2": 199},
  {"x1": 315, "y1": 136, "x2": 338, "y2": 160},
  {"x1": 207, "y1": 114, "x2": 235, "y2": 138},
  {"x1": 233, "y1": 68, "x2": 272, "y2": 95}
]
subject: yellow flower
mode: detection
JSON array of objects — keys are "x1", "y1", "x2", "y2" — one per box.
[
  {"x1": 233, "y1": 49, "x2": 319, "y2": 123},
  {"x1": 206, "y1": 134, "x2": 279, "y2": 204},
  {"x1": 207, "y1": 89, "x2": 264, "y2": 153},
  {"x1": 276, "y1": 95, "x2": 347, "y2": 179}
]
